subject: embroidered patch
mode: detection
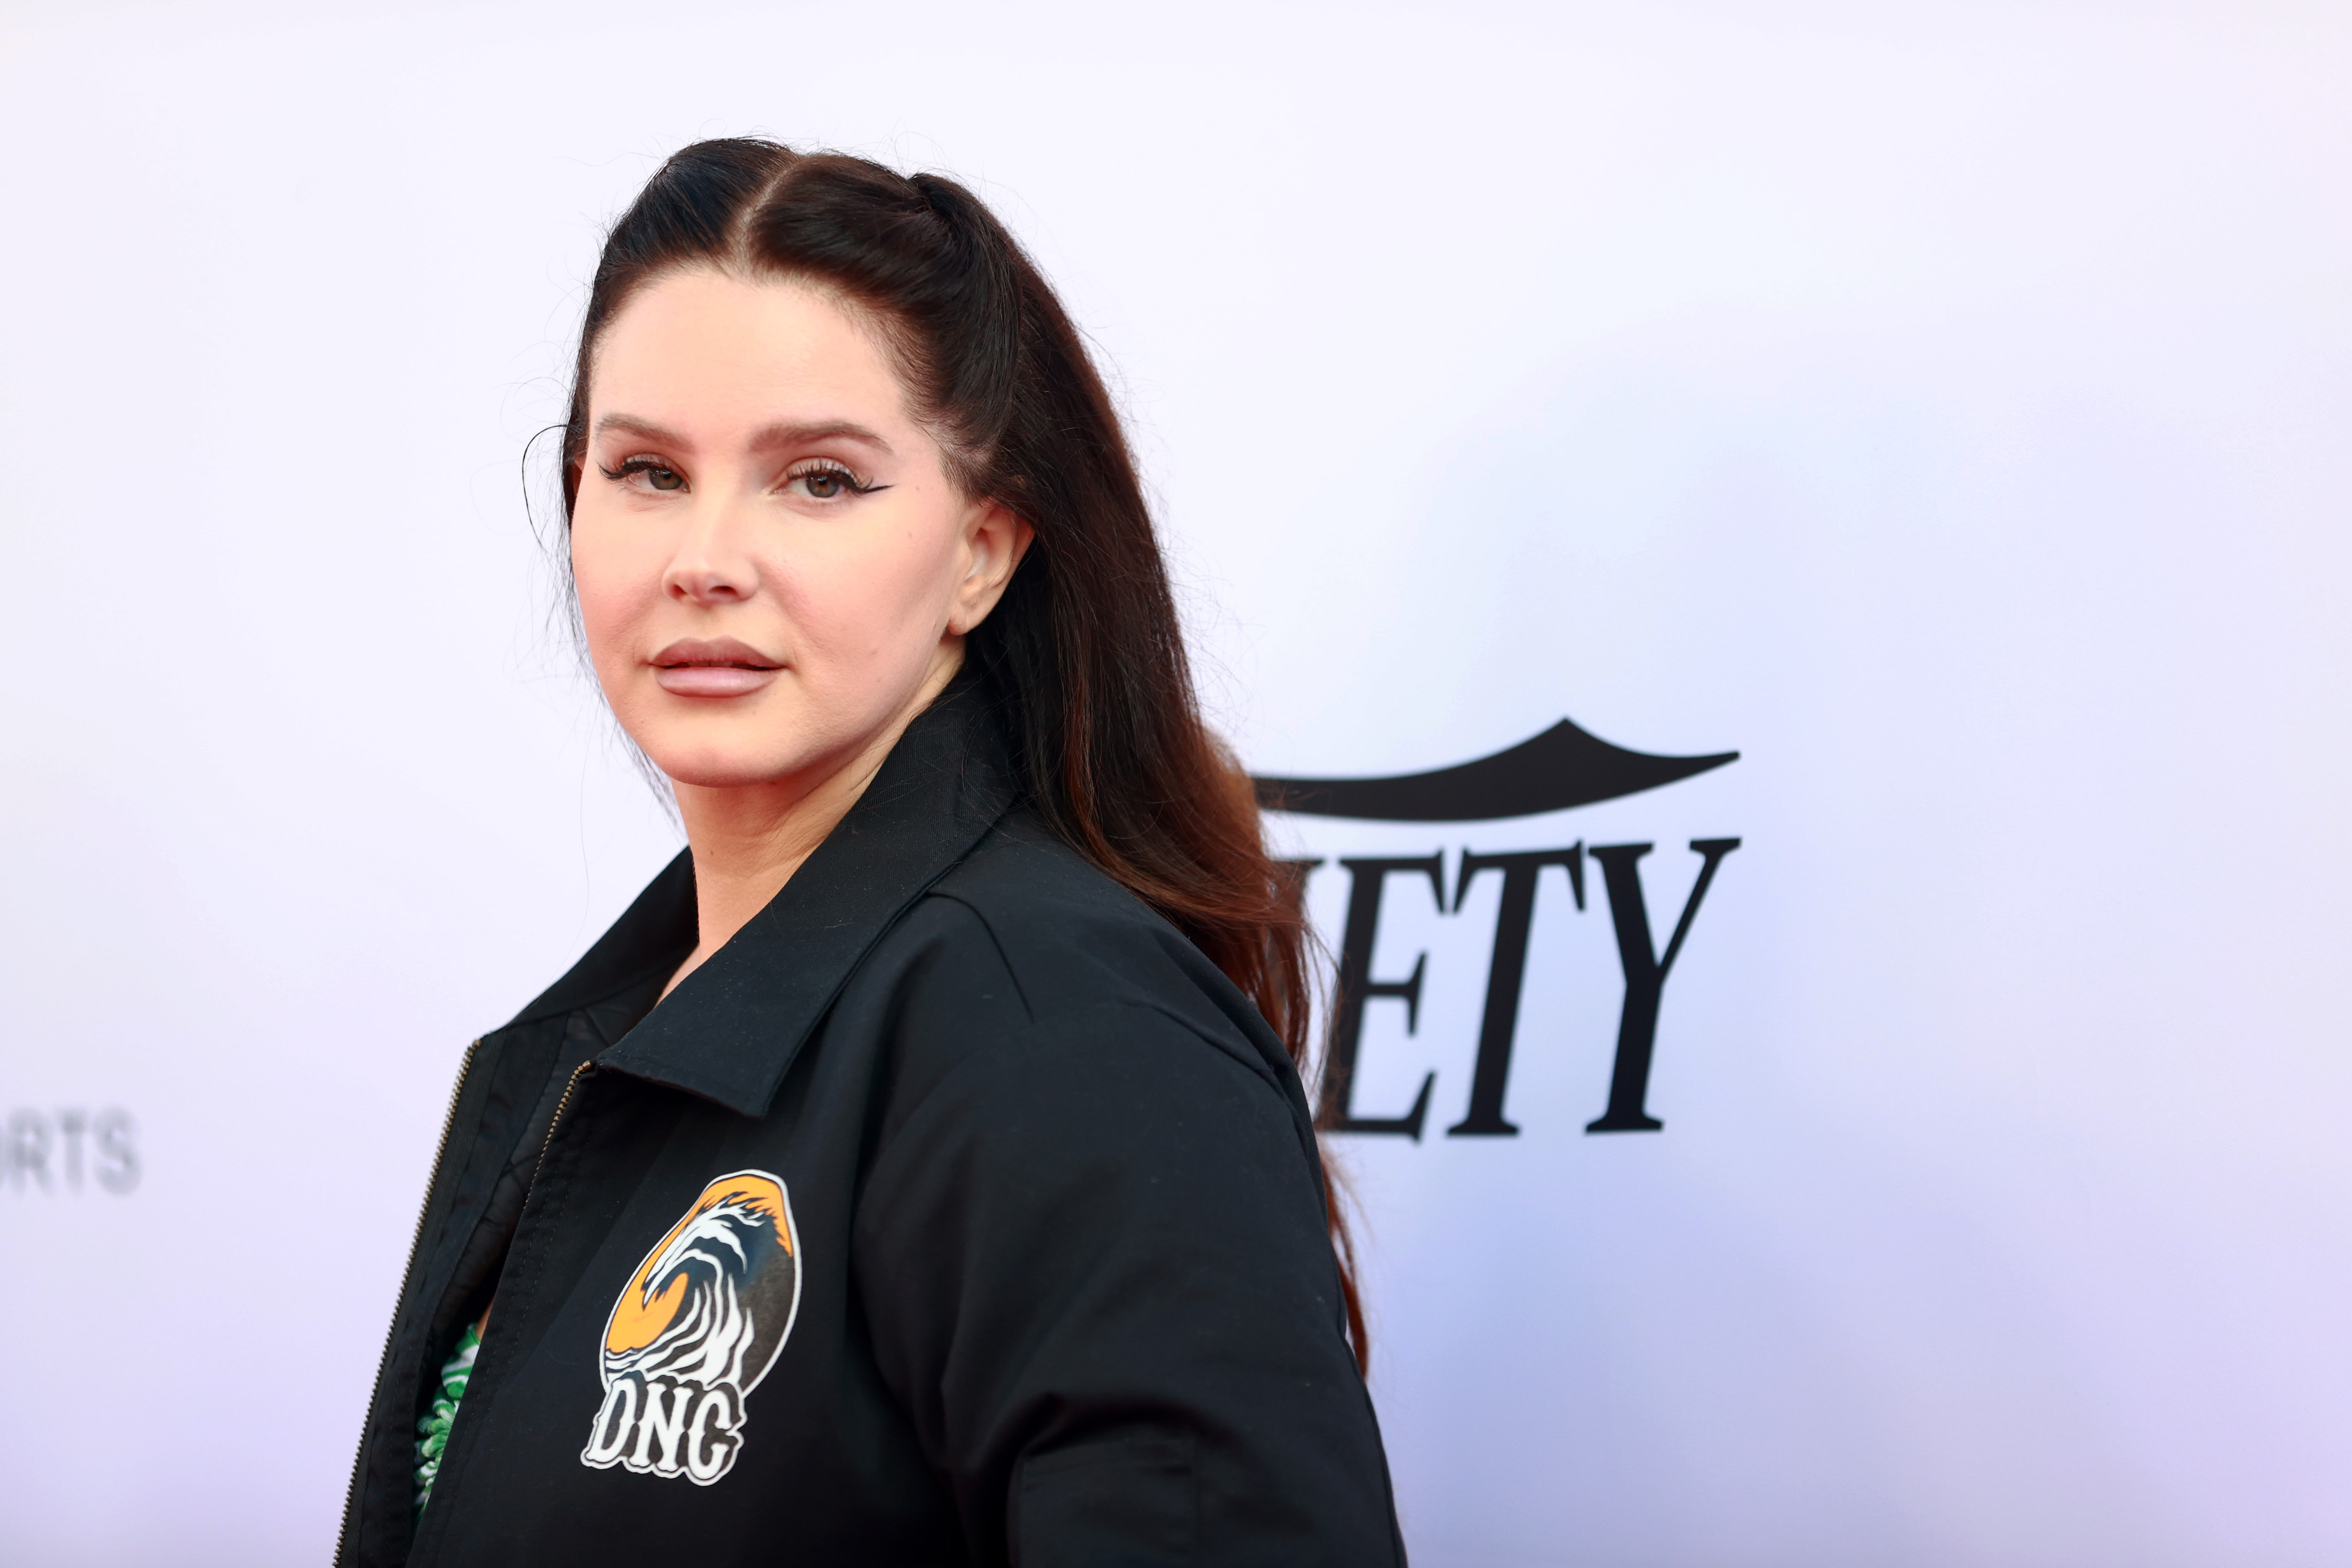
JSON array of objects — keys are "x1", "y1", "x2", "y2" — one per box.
[{"x1": 580, "y1": 1169, "x2": 801, "y2": 1485}]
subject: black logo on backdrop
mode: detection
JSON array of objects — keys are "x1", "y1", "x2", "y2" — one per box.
[
  {"x1": 1256, "y1": 720, "x2": 1739, "y2": 1140},
  {"x1": 4, "y1": 1108, "x2": 140, "y2": 1193}
]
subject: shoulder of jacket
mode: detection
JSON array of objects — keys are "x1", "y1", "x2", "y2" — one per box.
[
  {"x1": 924, "y1": 823, "x2": 1168, "y2": 954},
  {"x1": 853, "y1": 823, "x2": 1311, "y2": 1144},
  {"x1": 913, "y1": 822, "x2": 1257, "y2": 1036}
]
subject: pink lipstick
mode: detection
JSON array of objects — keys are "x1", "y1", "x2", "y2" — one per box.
[{"x1": 650, "y1": 637, "x2": 784, "y2": 698}]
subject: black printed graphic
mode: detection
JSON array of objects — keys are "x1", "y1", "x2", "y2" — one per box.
[
  {"x1": 1585, "y1": 840, "x2": 1742, "y2": 1132},
  {"x1": 1315, "y1": 855, "x2": 1445, "y2": 1138},
  {"x1": 1258, "y1": 718, "x2": 1739, "y2": 1138},
  {"x1": 1254, "y1": 717, "x2": 1736, "y2": 822},
  {"x1": 1451, "y1": 845, "x2": 1589, "y2": 1136}
]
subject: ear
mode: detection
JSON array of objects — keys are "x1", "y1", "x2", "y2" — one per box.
[{"x1": 946, "y1": 499, "x2": 1035, "y2": 636}]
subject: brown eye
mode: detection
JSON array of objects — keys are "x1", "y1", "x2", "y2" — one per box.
[
  {"x1": 802, "y1": 470, "x2": 848, "y2": 499},
  {"x1": 597, "y1": 457, "x2": 689, "y2": 493}
]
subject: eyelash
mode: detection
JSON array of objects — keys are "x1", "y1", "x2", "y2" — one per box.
[
  {"x1": 599, "y1": 457, "x2": 685, "y2": 492},
  {"x1": 594, "y1": 457, "x2": 885, "y2": 499},
  {"x1": 783, "y1": 459, "x2": 884, "y2": 499}
]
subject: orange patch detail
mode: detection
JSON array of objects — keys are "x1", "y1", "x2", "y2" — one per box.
[{"x1": 604, "y1": 1174, "x2": 792, "y2": 1356}]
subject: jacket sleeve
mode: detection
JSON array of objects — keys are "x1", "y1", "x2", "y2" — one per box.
[{"x1": 853, "y1": 997, "x2": 1406, "y2": 1567}]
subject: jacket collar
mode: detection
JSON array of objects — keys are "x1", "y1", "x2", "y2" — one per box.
[{"x1": 511, "y1": 680, "x2": 1019, "y2": 1119}]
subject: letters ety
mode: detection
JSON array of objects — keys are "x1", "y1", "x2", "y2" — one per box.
[
  {"x1": 1307, "y1": 842, "x2": 1739, "y2": 1139},
  {"x1": 1261, "y1": 714, "x2": 1742, "y2": 1142}
]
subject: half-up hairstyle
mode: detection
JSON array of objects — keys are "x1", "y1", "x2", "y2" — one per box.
[{"x1": 559, "y1": 139, "x2": 1365, "y2": 1368}]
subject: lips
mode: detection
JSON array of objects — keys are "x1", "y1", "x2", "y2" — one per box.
[{"x1": 650, "y1": 637, "x2": 784, "y2": 698}]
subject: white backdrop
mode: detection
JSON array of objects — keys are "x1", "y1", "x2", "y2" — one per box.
[{"x1": 4, "y1": 3, "x2": 2350, "y2": 1564}]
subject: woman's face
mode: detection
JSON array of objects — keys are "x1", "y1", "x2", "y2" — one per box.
[{"x1": 571, "y1": 269, "x2": 1027, "y2": 794}]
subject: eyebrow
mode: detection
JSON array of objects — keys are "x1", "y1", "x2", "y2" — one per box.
[{"x1": 593, "y1": 413, "x2": 896, "y2": 456}]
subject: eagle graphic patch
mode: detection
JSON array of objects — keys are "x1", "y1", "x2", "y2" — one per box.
[{"x1": 580, "y1": 1170, "x2": 801, "y2": 1485}]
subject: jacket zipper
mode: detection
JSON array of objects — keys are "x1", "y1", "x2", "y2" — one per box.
[
  {"x1": 541, "y1": 1061, "x2": 592, "y2": 1166},
  {"x1": 336, "y1": 1039, "x2": 480, "y2": 1564}
]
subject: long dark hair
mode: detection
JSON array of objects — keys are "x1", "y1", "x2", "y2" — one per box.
[{"x1": 559, "y1": 139, "x2": 1365, "y2": 1368}]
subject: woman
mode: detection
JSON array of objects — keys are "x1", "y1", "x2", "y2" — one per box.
[{"x1": 338, "y1": 140, "x2": 1404, "y2": 1567}]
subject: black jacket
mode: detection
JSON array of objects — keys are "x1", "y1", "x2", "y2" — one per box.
[{"x1": 339, "y1": 687, "x2": 1405, "y2": 1566}]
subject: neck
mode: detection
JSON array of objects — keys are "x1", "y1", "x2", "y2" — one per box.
[{"x1": 662, "y1": 650, "x2": 962, "y2": 999}]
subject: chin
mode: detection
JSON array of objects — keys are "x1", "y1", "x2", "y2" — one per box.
[
  {"x1": 625, "y1": 692, "x2": 889, "y2": 793},
  {"x1": 646, "y1": 750, "x2": 797, "y2": 790},
  {"x1": 636, "y1": 723, "x2": 844, "y2": 791}
]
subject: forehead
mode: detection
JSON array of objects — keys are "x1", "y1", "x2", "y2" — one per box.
[{"x1": 589, "y1": 269, "x2": 908, "y2": 430}]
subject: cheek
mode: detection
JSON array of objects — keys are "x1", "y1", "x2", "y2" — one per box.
[
  {"x1": 783, "y1": 520, "x2": 961, "y2": 672},
  {"x1": 569, "y1": 510, "x2": 660, "y2": 666}
]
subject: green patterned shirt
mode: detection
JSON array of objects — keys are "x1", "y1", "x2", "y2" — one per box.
[{"x1": 413, "y1": 1322, "x2": 482, "y2": 1516}]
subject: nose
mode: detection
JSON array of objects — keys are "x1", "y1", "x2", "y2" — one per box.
[{"x1": 663, "y1": 500, "x2": 758, "y2": 605}]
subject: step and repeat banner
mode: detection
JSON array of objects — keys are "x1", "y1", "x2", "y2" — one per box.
[{"x1": 4, "y1": 4, "x2": 2348, "y2": 1564}]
